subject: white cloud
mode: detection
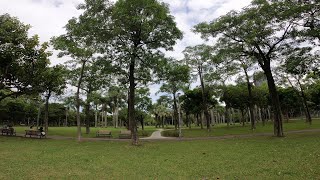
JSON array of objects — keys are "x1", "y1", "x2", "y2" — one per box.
[{"x1": 0, "y1": 0, "x2": 251, "y2": 102}]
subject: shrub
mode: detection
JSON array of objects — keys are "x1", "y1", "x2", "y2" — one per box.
[
  {"x1": 161, "y1": 130, "x2": 180, "y2": 137},
  {"x1": 139, "y1": 130, "x2": 151, "y2": 137}
]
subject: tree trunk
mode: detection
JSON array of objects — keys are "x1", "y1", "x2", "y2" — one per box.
[
  {"x1": 297, "y1": 79, "x2": 312, "y2": 124},
  {"x1": 244, "y1": 67, "x2": 256, "y2": 130},
  {"x1": 115, "y1": 101, "x2": 119, "y2": 128},
  {"x1": 161, "y1": 116, "x2": 164, "y2": 128},
  {"x1": 95, "y1": 105, "x2": 98, "y2": 128},
  {"x1": 75, "y1": 60, "x2": 86, "y2": 142},
  {"x1": 129, "y1": 56, "x2": 138, "y2": 145},
  {"x1": 104, "y1": 111, "x2": 107, "y2": 127},
  {"x1": 140, "y1": 115, "x2": 144, "y2": 131},
  {"x1": 155, "y1": 114, "x2": 158, "y2": 128},
  {"x1": 65, "y1": 107, "x2": 68, "y2": 127},
  {"x1": 264, "y1": 66, "x2": 284, "y2": 137},
  {"x1": 44, "y1": 92, "x2": 50, "y2": 134},
  {"x1": 196, "y1": 114, "x2": 199, "y2": 127},
  {"x1": 85, "y1": 90, "x2": 91, "y2": 134},
  {"x1": 127, "y1": 89, "x2": 130, "y2": 130},
  {"x1": 85, "y1": 104, "x2": 90, "y2": 134},
  {"x1": 285, "y1": 109, "x2": 289, "y2": 123},
  {"x1": 200, "y1": 112, "x2": 203, "y2": 129},
  {"x1": 173, "y1": 92, "x2": 178, "y2": 130},
  {"x1": 199, "y1": 69, "x2": 211, "y2": 131},
  {"x1": 241, "y1": 109, "x2": 245, "y2": 127},
  {"x1": 225, "y1": 106, "x2": 230, "y2": 127}
]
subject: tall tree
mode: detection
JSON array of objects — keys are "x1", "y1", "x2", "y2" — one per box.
[
  {"x1": 52, "y1": 17, "x2": 96, "y2": 142},
  {"x1": 39, "y1": 65, "x2": 67, "y2": 134},
  {"x1": 112, "y1": 0, "x2": 182, "y2": 144},
  {"x1": 183, "y1": 45, "x2": 213, "y2": 131},
  {"x1": 280, "y1": 47, "x2": 316, "y2": 124},
  {"x1": 135, "y1": 87, "x2": 152, "y2": 130},
  {"x1": 194, "y1": 1, "x2": 299, "y2": 136},
  {"x1": 215, "y1": 47, "x2": 257, "y2": 129},
  {"x1": 78, "y1": 0, "x2": 182, "y2": 145},
  {"x1": 159, "y1": 62, "x2": 190, "y2": 130}
]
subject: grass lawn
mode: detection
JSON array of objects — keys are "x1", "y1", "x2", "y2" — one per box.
[
  {"x1": 0, "y1": 132, "x2": 320, "y2": 179},
  {"x1": 163, "y1": 119, "x2": 320, "y2": 138},
  {"x1": 13, "y1": 126, "x2": 157, "y2": 138}
]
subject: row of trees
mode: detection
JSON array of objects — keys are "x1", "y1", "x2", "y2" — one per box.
[{"x1": 1, "y1": 0, "x2": 319, "y2": 145}]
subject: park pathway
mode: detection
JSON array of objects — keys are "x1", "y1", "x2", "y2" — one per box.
[
  {"x1": 141, "y1": 129, "x2": 172, "y2": 140},
  {"x1": 13, "y1": 129, "x2": 320, "y2": 142}
]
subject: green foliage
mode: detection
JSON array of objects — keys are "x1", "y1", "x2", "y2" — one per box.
[
  {"x1": 221, "y1": 84, "x2": 249, "y2": 111},
  {"x1": 0, "y1": 14, "x2": 50, "y2": 100},
  {"x1": 308, "y1": 81, "x2": 320, "y2": 110},
  {"x1": 159, "y1": 62, "x2": 190, "y2": 94},
  {"x1": 161, "y1": 130, "x2": 179, "y2": 137},
  {"x1": 39, "y1": 65, "x2": 67, "y2": 96},
  {"x1": 278, "y1": 87, "x2": 302, "y2": 114},
  {"x1": 181, "y1": 88, "x2": 217, "y2": 115}
]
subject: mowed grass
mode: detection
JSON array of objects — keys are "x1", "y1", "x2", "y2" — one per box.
[
  {"x1": 0, "y1": 132, "x2": 320, "y2": 179},
  {"x1": 13, "y1": 126, "x2": 157, "y2": 138},
  {"x1": 163, "y1": 119, "x2": 320, "y2": 138}
]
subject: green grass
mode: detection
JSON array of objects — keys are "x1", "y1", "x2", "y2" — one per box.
[
  {"x1": 0, "y1": 132, "x2": 320, "y2": 179},
  {"x1": 14, "y1": 126, "x2": 157, "y2": 138},
  {"x1": 163, "y1": 119, "x2": 320, "y2": 138}
]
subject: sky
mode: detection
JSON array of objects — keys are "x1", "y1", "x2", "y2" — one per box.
[{"x1": 0, "y1": 0, "x2": 252, "y2": 102}]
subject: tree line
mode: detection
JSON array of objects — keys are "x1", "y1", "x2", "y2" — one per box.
[{"x1": 0, "y1": 0, "x2": 319, "y2": 145}]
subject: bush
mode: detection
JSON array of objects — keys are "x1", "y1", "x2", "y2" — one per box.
[
  {"x1": 161, "y1": 130, "x2": 180, "y2": 137},
  {"x1": 139, "y1": 130, "x2": 151, "y2": 137}
]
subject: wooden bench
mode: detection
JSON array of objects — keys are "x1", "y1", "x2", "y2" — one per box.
[
  {"x1": 1, "y1": 128, "x2": 16, "y2": 136},
  {"x1": 25, "y1": 130, "x2": 45, "y2": 138},
  {"x1": 119, "y1": 130, "x2": 131, "y2": 139},
  {"x1": 96, "y1": 130, "x2": 112, "y2": 138}
]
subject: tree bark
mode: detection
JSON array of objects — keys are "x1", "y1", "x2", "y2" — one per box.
[
  {"x1": 264, "y1": 66, "x2": 284, "y2": 137},
  {"x1": 94, "y1": 105, "x2": 98, "y2": 128},
  {"x1": 241, "y1": 109, "x2": 245, "y2": 127},
  {"x1": 65, "y1": 107, "x2": 68, "y2": 127},
  {"x1": 129, "y1": 56, "x2": 138, "y2": 145},
  {"x1": 225, "y1": 106, "x2": 230, "y2": 127},
  {"x1": 44, "y1": 91, "x2": 51, "y2": 134},
  {"x1": 140, "y1": 115, "x2": 144, "y2": 131},
  {"x1": 243, "y1": 67, "x2": 256, "y2": 130},
  {"x1": 85, "y1": 89, "x2": 91, "y2": 134},
  {"x1": 76, "y1": 60, "x2": 86, "y2": 142},
  {"x1": 161, "y1": 116, "x2": 164, "y2": 128},
  {"x1": 297, "y1": 79, "x2": 312, "y2": 124},
  {"x1": 200, "y1": 112, "x2": 203, "y2": 129},
  {"x1": 173, "y1": 92, "x2": 178, "y2": 130},
  {"x1": 199, "y1": 69, "x2": 211, "y2": 131},
  {"x1": 85, "y1": 103, "x2": 90, "y2": 134}
]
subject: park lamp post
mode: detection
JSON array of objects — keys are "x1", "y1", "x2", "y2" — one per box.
[{"x1": 177, "y1": 93, "x2": 182, "y2": 139}]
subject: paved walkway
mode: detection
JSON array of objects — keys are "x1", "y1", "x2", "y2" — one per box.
[
  {"x1": 13, "y1": 129, "x2": 320, "y2": 142},
  {"x1": 141, "y1": 129, "x2": 173, "y2": 140}
]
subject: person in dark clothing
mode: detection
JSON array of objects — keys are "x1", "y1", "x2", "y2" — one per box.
[{"x1": 38, "y1": 127, "x2": 45, "y2": 136}]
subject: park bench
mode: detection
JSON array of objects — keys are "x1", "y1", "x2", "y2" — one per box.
[
  {"x1": 96, "y1": 130, "x2": 112, "y2": 138},
  {"x1": 25, "y1": 130, "x2": 45, "y2": 138},
  {"x1": 1, "y1": 128, "x2": 16, "y2": 136},
  {"x1": 119, "y1": 130, "x2": 131, "y2": 139}
]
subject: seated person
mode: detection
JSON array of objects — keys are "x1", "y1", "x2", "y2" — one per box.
[
  {"x1": 8, "y1": 125, "x2": 14, "y2": 135},
  {"x1": 38, "y1": 127, "x2": 45, "y2": 136}
]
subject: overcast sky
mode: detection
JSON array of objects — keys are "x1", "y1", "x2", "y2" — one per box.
[{"x1": 0, "y1": 0, "x2": 252, "y2": 102}]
